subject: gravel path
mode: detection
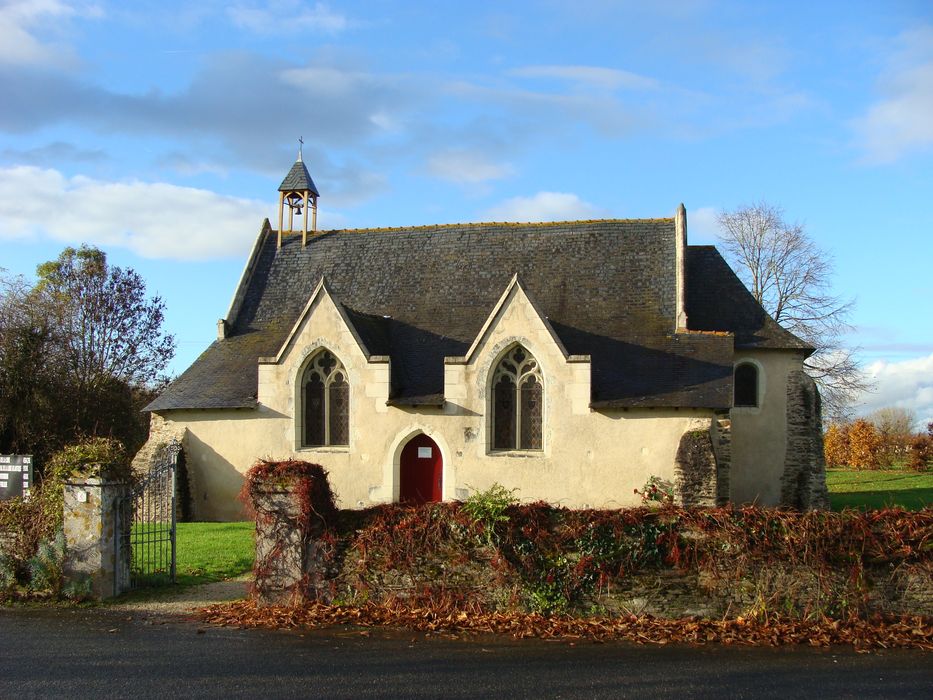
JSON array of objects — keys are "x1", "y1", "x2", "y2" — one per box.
[{"x1": 105, "y1": 575, "x2": 250, "y2": 617}]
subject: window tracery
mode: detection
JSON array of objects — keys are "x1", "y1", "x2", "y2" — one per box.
[
  {"x1": 492, "y1": 346, "x2": 543, "y2": 450},
  {"x1": 302, "y1": 350, "x2": 349, "y2": 446}
]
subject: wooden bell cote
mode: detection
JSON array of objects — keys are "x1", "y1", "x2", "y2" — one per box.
[{"x1": 277, "y1": 138, "x2": 320, "y2": 248}]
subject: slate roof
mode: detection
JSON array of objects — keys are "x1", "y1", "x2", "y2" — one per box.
[
  {"x1": 147, "y1": 220, "x2": 807, "y2": 412},
  {"x1": 278, "y1": 159, "x2": 320, "y2": 196},
  {"x1": 686, "y1": 246, "x2": 813, "y2": 353}
]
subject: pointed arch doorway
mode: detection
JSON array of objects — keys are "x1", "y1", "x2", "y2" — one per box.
[{"x1": 399, "y1": 434, "x2": 443, "y2": 505}]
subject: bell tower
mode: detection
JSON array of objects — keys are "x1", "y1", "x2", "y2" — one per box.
[{"x1": 277, "y1": 137, "x2": 320, "y2": 248}]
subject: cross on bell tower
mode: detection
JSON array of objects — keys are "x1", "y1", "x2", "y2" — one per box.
[{"x1": 277, "y1": 137, "x2": 320, "y2": 248}]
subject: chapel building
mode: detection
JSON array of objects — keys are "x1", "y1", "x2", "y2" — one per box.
[{"x1": 140, "y1": 154, "x2": 829, "y2": 520}]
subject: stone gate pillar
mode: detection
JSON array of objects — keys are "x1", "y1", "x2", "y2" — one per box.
[
  {"x1": 244, "y1": 460, "x2": 337, "y2": 607},
  {"x1": 251, "y1": 484, "x2": 332, "y2": 606},
  {"x1": 63, "y1": 477, "x2": 131, "y2": 599}
]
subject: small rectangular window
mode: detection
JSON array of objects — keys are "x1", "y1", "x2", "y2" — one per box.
[{"x1": 734, "y1": 363, "x2": 759, "y2": 407}]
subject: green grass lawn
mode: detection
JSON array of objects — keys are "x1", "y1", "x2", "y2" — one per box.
[
  {"x1": 111, "y1": 521, "x2": 254, "y2": 601},
  {"x1": 825, "y1": 468, "x2": 933, "y2": 511},
  {"x1": 174, "y1": 521, "x2": 255, "y2": 587}
]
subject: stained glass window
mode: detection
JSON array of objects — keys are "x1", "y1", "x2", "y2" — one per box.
[
  {"x1": 329, "y1": 373, "x2": 349, "y2": 446},
  {"x1": 301, "y1": 351, "x2": 350, "y2": 446},
  {"x1": 492, "y1": 345, "x2": 543, "y2": 450},
  {"x1": 304, "y1": 374, "x2": 325, "y2": 446},
  {"x1": 493, "y1": 375, "x2": 516, "y2": 449},
  {"x1": 520, "y1": 375, "x2": 542, "y2": 449}
]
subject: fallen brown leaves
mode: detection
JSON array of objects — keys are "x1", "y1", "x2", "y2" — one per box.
[{"x1": 195, "y1": 599, "x2": 933, "y2": 652}]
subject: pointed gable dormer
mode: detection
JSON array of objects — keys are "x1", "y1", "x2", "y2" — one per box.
[{"x1": 277, "y1": 138, "x2": 320, "y2": 248}]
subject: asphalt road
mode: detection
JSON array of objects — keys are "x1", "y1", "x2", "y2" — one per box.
[{"x1": 1, "y1": 607, "x2": 930, "y2": 699}]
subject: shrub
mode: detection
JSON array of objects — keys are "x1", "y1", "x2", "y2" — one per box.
[
  {"x1": 634, "y1": 475, "x2": 675, "y2": 506},
  {"x1": 461, "y1": 483, "x2": 519, "y2": 545},
  {"x1": 847, "y1": 419, "x2": 881, "y2": 469},
  {"x1": 336, "y1": 503, "x2": 933, "y2": 620},
  {"x1": 27, "y1": 530, "x2": 66, "y2": 596},
  {"x1": 908, "y1": 423, "x2": 933, "y2": 472},
  {"x1": 0, "y1": 552, "x2": 15, "y2": 598},
  {"x1": 823, "y1": 422, "x2": 849, "y2": 467},
  {"x1": 0, "y1": 437, "x2": 127, "y2": 596},
  {"x1": 869, "y1": 407, "x2": 916, "y2": 467},
  {"x1": 0, "y1": 491, "x2": 58, "y2": 581}
]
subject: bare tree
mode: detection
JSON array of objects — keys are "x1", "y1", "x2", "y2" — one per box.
[
  {"x1": 717, "y1": 202, "x2": 870, "y2": 419},
  {"x1": 868, "y1": 406, "x2": 917, "y2": 437},
  {"x1": 869, "y1": 407, "x2": 917, "y2": 466}
]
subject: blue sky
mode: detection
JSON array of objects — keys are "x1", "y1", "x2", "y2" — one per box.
[{"x1": 1, "y1": 0, "x2": 931, "y2": 424}]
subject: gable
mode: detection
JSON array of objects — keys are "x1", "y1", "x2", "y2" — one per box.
[
  {"x1": 456, "y1": 274, "x2": 572, "y2": 366},
  {"x1": 267, "y1": 277, "x2": 372, "y2": 365}
]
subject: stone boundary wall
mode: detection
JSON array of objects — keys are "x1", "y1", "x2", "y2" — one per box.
[
  {"x1": 249, "y1": 491, "x2": 933, "y2": 619},
  {"x1": 711, "y1": 415, "x2": 731, "y2": 505}
]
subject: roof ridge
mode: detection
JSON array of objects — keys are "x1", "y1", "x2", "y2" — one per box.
[{"x1": 274, "y1": 218, "x2": 675, "y2": 236}]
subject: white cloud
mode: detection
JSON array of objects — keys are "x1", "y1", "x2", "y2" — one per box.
[
  {"x1": 508, "y1": 65, "x2": 659, "y2": 91},
  {"x1": 856, "y1": 353, "x2": 933, "y2": 426},
  {"x1": 483, "y1": 191, "x2": 603, "y2": 222},
  {"x1": 279, "y1": 65, "x2": 372, "y2": 95},
  {"x1": 0, "y1": 0, "x2": 100, "y2": 66},
  {"x1": 426, "y1": 149, "x2": 514, "y2": 185},
  {"x1": 2, "y1": 140, "x2": 106, "y2": 164},
  {"x1": 227, "y1": 1, "x2": 347, "y2": 35},
  {"x1": 686, "y1": 205, "x2": 719, "y2": 243},
  {"x1": 444, "y1": 80, "x2": 639, "y2": 139},
  {"x1": 852, "y1": 26, "x2": 933, "y2": 164},
  {"x1": 0, "y1": 165, "x2": 270, "y2": 260}
]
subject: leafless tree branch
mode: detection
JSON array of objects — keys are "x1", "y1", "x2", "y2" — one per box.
[{"x1": 717, "y1": 202, "x2": 871, "y2": 420}]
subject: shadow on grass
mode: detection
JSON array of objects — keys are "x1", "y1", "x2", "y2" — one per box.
[{"x1": 829, "y1": 487, "x2": 933, "y2": 511}]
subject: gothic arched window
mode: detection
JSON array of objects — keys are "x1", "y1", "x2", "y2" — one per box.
[
  {"x1": 734, "y1": 362, "x2": 759, "y2": 408},
  {"x1": 492, "y1": 346, "x2": 543, "y2": 450},
  {"x1": 302, "y1": 350, "x2": 349, "y2": 447}
]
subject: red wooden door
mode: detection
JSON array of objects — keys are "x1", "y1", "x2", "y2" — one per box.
[{"x1": 399, "y1": 434, "x2": 442, "y2": 505}]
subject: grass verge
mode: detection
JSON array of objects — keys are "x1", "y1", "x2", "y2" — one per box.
[
  {"x1": 174, "y1": 521, "x2": 255, "y2": 587},
  {"x1": 110, "y1": 521, "x2": 255, "y2": 602},
  {"x1": 826, "y1": 468, "x2": 933, "y2": 511}
]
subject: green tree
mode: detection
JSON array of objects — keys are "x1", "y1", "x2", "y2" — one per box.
[
  {"x1": 0, "y1": 247, "x2": 174, "y2": 470},
  {"x1": 34, "y1": 246, "x2": 175, "y2": 437},
  {"x1": 0, "y1": 272, "x2": 69, "y2": 464}
]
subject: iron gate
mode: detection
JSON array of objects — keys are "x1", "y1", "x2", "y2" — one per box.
[{"x1": 115, "y1": 439, "x2": 179, "y2": 593}]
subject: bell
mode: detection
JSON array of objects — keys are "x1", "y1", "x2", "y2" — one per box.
[{"x1": 293, "y1": 205, "x2": 302, "y2": 215}]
